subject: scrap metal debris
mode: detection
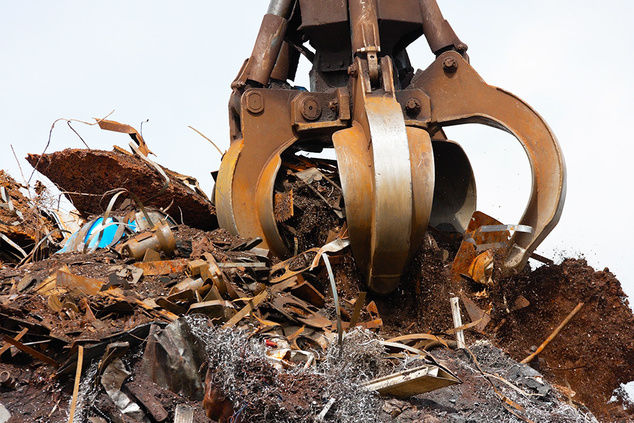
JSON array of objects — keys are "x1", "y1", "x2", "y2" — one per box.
[
  {"x1": 0, "y1": 170, "x2": 64, "y2": 265},
  {"x1": 0, "y1": 1, "x2": 631, "y2": 421},
  {"x1": 26, "y1": 148, "x2": 216, "y2": 230},
  {"x1": 362, "y1": 364, "x2": 460, "y2": 398},
  {"x1": 0, "y1": 152, "x2": 625, "y2": 421}
]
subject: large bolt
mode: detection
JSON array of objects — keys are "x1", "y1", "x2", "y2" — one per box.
[
  {"x1": 245, "y1": 91, "x2": 264, "y2": 114},
  {"x1": 405, "y1": 98, "x2": 422, "y2": 116},
  {"x1": 347, "y1": 63, "x2": 358, "y2": 77},
  {"x1": 301, "y1": 97, "x2": 322, "y2": 121},
  {"x1": 442, "y1": 57, "x2": 458, "y2": 74}
]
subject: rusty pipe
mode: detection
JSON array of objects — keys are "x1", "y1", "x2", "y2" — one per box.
[
  {"x1": 244, "y1": 0, "x2": 294, "y2": 86},
  {"x1": 419, "y1": 0, "x2": 467, "y2": 55},
  {"x1": 348, "y1": 0, "x2": 380, "y2": 54},
  {"x1": 270, "y1": 42, "x2": 293, "y2": 82},
  {"x1": 348, "y1": 0, "x2": 381, "y2": 83},
  {"x1": 267, "y1": 0, "x2": 293, "y2": 17}
]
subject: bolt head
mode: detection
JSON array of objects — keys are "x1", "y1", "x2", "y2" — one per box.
[
  {"x1": 301, "y1": 97, "x2": 322, "y2": 121},
  {"x1": 245, "y1": 91, "x2": 264, "y2": 114},
  {"x1": 442, "y1": 57, "x2": 458, "y2": 73},
  {"x1": 347, "y1": 63, "x2": 358, "y2": 77},
  {"x1": 405, "y1": 98, "x2": 422, "y2": 116}
]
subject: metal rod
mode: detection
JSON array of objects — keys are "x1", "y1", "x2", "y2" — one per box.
[
  {"x1": 450, "y1": 297, "x2": 466, "y2": 349},
  {"x1": 267, "y1": 0, "x2": 293, "y2": 18},
  {"x1": 521, "y1": 302, "x2": 584, "y2": 364},
  {"x1": 419, "y1": 0, "x2": 467, "y2": 55},
  {"x1": 348, "y1": 0, "x2": 380, "y2": 53},
  {"x1": 322, "y1": 254, "x2": 343, "y2": 346}
]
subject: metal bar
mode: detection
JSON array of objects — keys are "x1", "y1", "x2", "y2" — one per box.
[
  {"x1": 0, "y1": 327, "x2": 28, "y2": 356},
  {"x1": 521, "y1": 302, "x2": 584, "y2": 364},
  {"x1": 348, "y1": 291, "x2": 366, "y2": 330},
  {"x1": 67, "y1": 345, "x2": 83, "y2": 423},
  {"x1": 479, "y1": 224, "x2": 533, "y2": 234},
  {"x1": 418, "y1": 0, "x2": 467, "y2": 55},
  {"x1": 267, "y1": 0, "x2": 293, "y2": 18},
  {"x1": 348, "y1": 0, "x2": 381, "y2": 53},
  {"x1": 1, "y1": 334, "x2": 58, "y2": 367},
  {"x1": 450, "y1": 297, "x2": 465, "y2": 349},
  {"x1": 322, "y1": 254, "x2": 342, "y2": 346},
  {"x1": 0, "y1": 233, "x2": 28, "y2": 258},
  {"x1": 222, "y1": 289, "x2": 268, "y2": 329},
  {"x1": 217, "y1": 262, "x2": 268, "y2": 269}
]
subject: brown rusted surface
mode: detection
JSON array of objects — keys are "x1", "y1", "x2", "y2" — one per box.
[
  {"x1": 0, "y1": 170, "x2": 61, "y2": 263},
  {"x1": 243, "y1": 13, "x2": 288, "y2": 86},
  {"x1": 203, "y1": 370, "x2": 234, "y2": 422},
  {"x1": 419, "y1": 0, "x2": 468, "y2": 55},
  {"x1": 451, "y1": 211, "x2": 509, "y2": 282},
  {"x1": 97, "y1": 119, "x2": 152, "y2": 156},
  {"x1": 133, "y1": 259, "x2": 189, "y2": 276},
  {"x1": 216, "y1": 0, "x2": 565, "y2": 293},
  {"x1": 26, "y1": 149, "x2": 217, "y2": 230}
]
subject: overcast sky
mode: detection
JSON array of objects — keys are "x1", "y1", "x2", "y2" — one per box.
[{"x1": 1, "y1": 1, "x2": 633, "y2": 300}]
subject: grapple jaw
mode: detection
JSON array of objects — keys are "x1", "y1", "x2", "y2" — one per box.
[
  {"x1": 332, "y1": 55, "x2": 436, "y2": 294},
  {"x1": 215, "y1": 0, "x2": 566, "y2": 293}
]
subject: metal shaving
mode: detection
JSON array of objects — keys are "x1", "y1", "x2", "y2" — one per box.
[
  {"x1": 187, "y1": 316, "x2": 388, "y2": 422},
  {"x1": 69, "y1": 362, "x2": 99, "y2": 423}
]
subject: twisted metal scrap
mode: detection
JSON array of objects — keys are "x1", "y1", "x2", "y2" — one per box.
[{"x1": 187, "y1": 316, "x2": 389, "y2": 422}]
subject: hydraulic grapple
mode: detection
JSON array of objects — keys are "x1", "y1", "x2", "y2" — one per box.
[{"x1": 216, "y1": 0, "x2": 566, "y2": 293}]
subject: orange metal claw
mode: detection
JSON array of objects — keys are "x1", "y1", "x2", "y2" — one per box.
[
  {"x1": 411, "y1": 51, "x2": 566, "y2": 274},
  {"x1": 333, "y1": 55, "x2": 435, "y2": 294},
  {"x1": 215, "y1": 0, "x2": 566, "y2": 293}
]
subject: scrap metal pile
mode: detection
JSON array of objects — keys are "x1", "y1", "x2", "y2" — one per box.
[
  {"x1": 0, "y1": 136, "x2": 631, "y2": 422},
  {"x1": 0, "y1": 0, "x2": 632, "y2": 422}
]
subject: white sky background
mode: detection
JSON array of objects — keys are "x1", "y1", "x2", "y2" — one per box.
[{"x1": 1, "y1": 1, "x2": 633, "y2": 300}]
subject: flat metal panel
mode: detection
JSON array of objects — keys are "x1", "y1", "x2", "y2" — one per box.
[
  {"x1": 299, "y1": 0, "x2": 348, "y2": 28},
  {"x1": 377, "y1": 0, "x2": 423, "y2": 24}
]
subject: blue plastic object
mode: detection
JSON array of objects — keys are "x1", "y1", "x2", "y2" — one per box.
[{"x1": 85, "y1": 217, "x2": 118, "y2": 249}]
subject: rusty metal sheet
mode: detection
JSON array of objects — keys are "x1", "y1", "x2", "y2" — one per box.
[
  {"x1": 290, "y1": 278, "x2": 325, "y2": 308},
  {"x1": 222, "y1": 290, "x2": 268, "y2": 328},
  {"x1": 56, "y1": 270, "x2": 103, "y2": 297},
  {"x1": 97, "y1": 119, "x2": 152, "y2": 156},
  {"x1": 362, "y1": 364, "x2": 460, "y2": 397},
  {"x1": 460, "y1": 295, "x2": 491, "y2": 333},
  {"x1": 269, "y1": 294, "x2": 331, "y2": 329},
  {"x1": 188, "y1": 300, "x2": 234, "y2": 320},
  {"x1": 451, "y1": 211, "x2": 508, "y2": 282},
  {"x1": 270, "y1": 248, "x2": 320, "y2": 283},
  {"x1": 133, "y1": 259, "x2": 188, "y2": 276}
]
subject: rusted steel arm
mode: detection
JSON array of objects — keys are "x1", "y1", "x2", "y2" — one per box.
[
  {"x1": 242, "y1": 0, "x2": 295, "y2": 86},
  {"x1": 349, "y1": 0, "x2": 380, "y2": 54},
  {"x1": 411, "y1": 51, "x2": 566, "y2": 274},
  {"x1": 419, "y1": 0, "x2": 467, "y2": 56}
]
